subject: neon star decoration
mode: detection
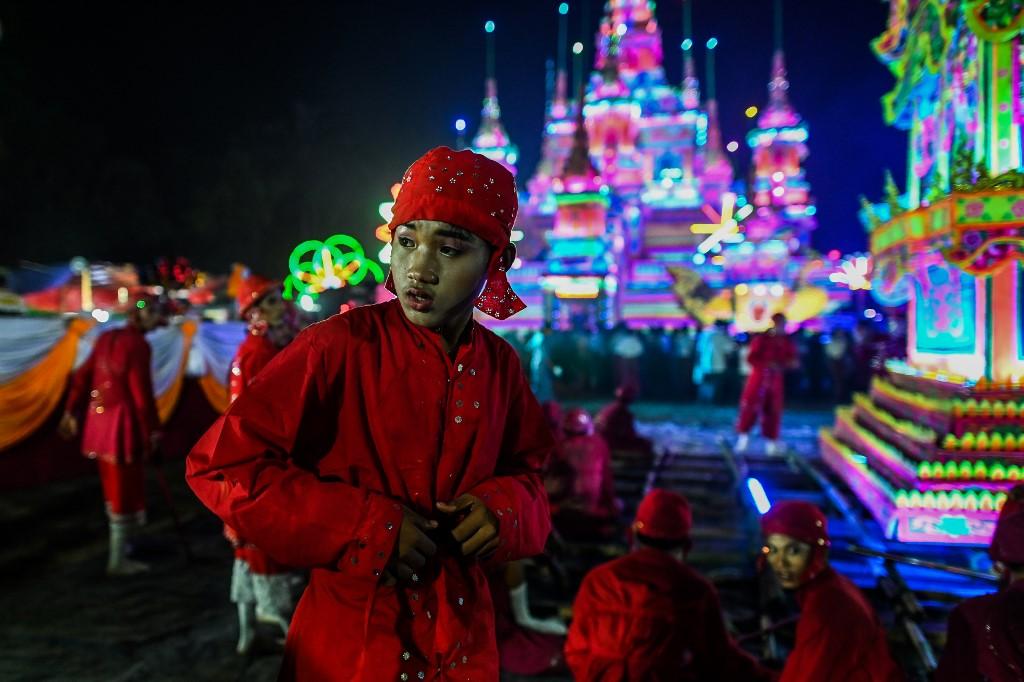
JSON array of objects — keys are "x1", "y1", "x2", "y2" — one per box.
[
  {"x1": 283, "y1": 234, "x2": 385, "y2": 301},
  {"x1": 829, "y1": 255, "x2": 873, "y2": 290},
  {"x1": 690, "y1": 193, "x2": 752, "y2": 253}
]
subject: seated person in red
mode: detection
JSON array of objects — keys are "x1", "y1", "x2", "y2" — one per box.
[
  {"x1": 553, "y1": 408, "x2": 622, "y2": 540},
  {"x1": 594, "y1": 385, "x2": 653, "y2": 453},
  {"x1": 762, "y1": 501, "x2": 903, "y2": 681},
  {"x1": 186, "y1": 147, "x2": 553, "y2": 681},
  {"x1": 566, "y1": 489, "x2": 773, "y2": 681},
  {"x1": 935, "y1": 485, "x2": 1024, "y2": 682},
  {"x1": 488, "y1": 559, "x2": 568, "y2": 677}
]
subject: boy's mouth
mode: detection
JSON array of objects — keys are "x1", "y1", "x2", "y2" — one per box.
[{"x1": 404, "y1": 287, "x2": 435, "y2": 312}]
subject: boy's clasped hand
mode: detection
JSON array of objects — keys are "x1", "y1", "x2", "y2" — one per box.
[{"x1": 383, "y1": 494, "x2": 500, "y2": 585}]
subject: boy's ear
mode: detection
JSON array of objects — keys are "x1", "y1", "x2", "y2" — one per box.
[{"x1": 497, "y1": 243, "x2": 517, "y2": 272}]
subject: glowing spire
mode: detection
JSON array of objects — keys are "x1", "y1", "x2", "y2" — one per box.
[
  {"x1": 681, "y1": 0, "x2": 700, "y2": 109},
  {"x1": 561, "y1": 95, "x2": 599, "y2": 187}
]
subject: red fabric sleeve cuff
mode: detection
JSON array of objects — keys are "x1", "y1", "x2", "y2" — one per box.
[{"x1": 336, "y1": 494, "x2": 405, "y2": 581}]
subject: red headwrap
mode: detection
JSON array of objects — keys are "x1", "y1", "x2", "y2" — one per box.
[
  {"x1": 632, "y1": 489, "x2": 693, "y2": 545},
  {"x1": 562, "y1": 408, "x2": 594, "y2": 436},
  {"x1": 385, "y1": 146, "x2": 525, "y2": 320},
  {"x1": 761, "y1": 500, "x2": 830, "y2": 583},
  {"x1": 237, "y1": 275, "x2": 279, "y2": 317}
]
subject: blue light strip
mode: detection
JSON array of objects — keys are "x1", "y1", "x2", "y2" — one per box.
[{"x1": 746, "y1": 477, "x2": 772, "y2": 514}]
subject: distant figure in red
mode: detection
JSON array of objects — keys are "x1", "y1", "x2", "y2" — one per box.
[
  {"x1": 225, "y1": 274, "x2": 299, "y2": 654},
  {"x1": 935, "y1": 484, "x2": 1024, "y2": 681},
  {"x1": 60, "y1": 293, "x2": 164, "y2": 575},
  {"x1": 736, "y1": 313, "x2": 798, "y2": 455},
  {"x1": 553, "y1": 408, "x2": 621, "y2": 540},
  {"x1": 762, "y1": 501, "x2": 903, "y2": 682},
  {"x1": 595, "y1": 385, "x2": 653, "y2": 453},
  {"x1": 566, "y1": 489, "x2": 773, "y2": 681}
]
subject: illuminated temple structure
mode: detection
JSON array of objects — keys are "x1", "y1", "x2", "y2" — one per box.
[
  {"x1": 468, "y1": 0, "x2": 841, "y2": 330},
  {"x1": 820, "y1": 0, "x2": 1024, "y2": 545}
]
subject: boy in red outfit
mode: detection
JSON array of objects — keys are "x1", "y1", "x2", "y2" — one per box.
[
  {"x1": 60, "y1": 293, "x2": 164, "y2": 575},
  {"x1": 186, "y1": 147, "x2": 553, "y2": 681},
  {"x1": 935, "y1": 485, "x2": 1024, "y2": 681},
  {"x1": 762, "y1": 501, "x2": 903, "y2": 682},
  {"x1": 736, "y1": 313, "x2": 798, "y2": 455},
  {"x1": 225, "y1": 275, "x2": 300, "y2": 653},
  {"x1": 566, "y1": 489, "x2": 773, "y2": 681}
]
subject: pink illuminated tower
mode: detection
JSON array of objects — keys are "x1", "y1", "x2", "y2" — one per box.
[
  {"x1": 470, "y1": 21, "x2": 519, "y2": 176},
  {"x1": 744, "y1": 16, "x2": 817, "y2": 247}
]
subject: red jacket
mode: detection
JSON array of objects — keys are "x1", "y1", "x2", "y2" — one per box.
[
  {"x1": 780, "y1": 567, "x2": 903, "y2": 682},
  {"x1": 186, "y1": 300, "x2": 553, "y2": 681},
  {"x1": 228, "y1": 332, "x2": 280, "y2": 403},
  {"x1": 746, "y1": 333, "x2": 797, "y2": 375},
  {"x1": 66, "y1": 326, "x2": 159, "y2": 464},
  {"x1": 565, "y1": 547, "x2": 772, "y2": 681},
  {"x1": 934, "y1": 579, "x2": 1024, "y2": 682}
]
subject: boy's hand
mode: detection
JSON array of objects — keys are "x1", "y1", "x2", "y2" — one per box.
[
  {"x1": 437, "y1": 495, "x2": 500, "y2": 559},
  {"x1": 57, "y1": 412, "x2": 78, "y2": 440},
  {"x1": 385, "y1": 506, "x2": 438, "y2": 585}
]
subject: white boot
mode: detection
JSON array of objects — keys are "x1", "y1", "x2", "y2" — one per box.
[
  {"x1": 509, "y1": 583, "x2": 568, "y2": 636},
  {"x1": 735, "y1": 433, "x2": 750, "y2": 453},
  {"x1": 236, "y1": 602, "x2": 256, "y2": 655},
  {"x1": 253, "y1": 573, "x2": 293, "y2": 639},
  {"x1": 765, "y1": 440, "x2": 782, "y2": 456},
  {"x1": 106, "y1": 519, "x2": 149, "y2": 576}
]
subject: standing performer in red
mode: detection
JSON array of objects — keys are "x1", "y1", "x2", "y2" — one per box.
[
  {"x1": 60, "y1": 293, "x2": 164, "y2": 575},
  {"x1": 565, "y1": 489, "x2": 773, "y2": 681},
  {"x1": 186, "y1": 147, "x2": 553, "y2": 681},
  {"x1": 935, "y1": 485, "x2": 1024, "y2": 681},
  {"x1": 225, "y1": 274, "x2": 299, "y2": 653},
  {"x1": 736, "y1": 313, "x2": 798, "y2": 455},
  {"x1": 762, "y1": 501, "x2": 903, "y2": 681},
  {"x1": 555, "y1": 408, "x2": 621, "y2": 534}
]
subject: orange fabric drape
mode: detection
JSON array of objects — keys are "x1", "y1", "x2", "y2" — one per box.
[
  {"x1": 155, "y1": 319, "x2": 197, "y2": 424},
  {"x1": 197, "y1": 371, "x2": 231, "y2": 415},
  {"x1": 0, "y1": 318, "x2": 95, "y2": 451}
]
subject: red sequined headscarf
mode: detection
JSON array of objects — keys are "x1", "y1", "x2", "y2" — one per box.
[{"x1": 385, "y1": 146, "x2": 525, "y2": 320}]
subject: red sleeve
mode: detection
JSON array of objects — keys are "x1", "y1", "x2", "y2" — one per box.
[
  {"x1": 746, "y1": 335, "x2": 769, "y2": 369},
  {"x1": 934, "y1": 606, "x2": 978, "y2": 682},
  {"x1": 692, "y1": 585, "x2": 775, "y2": 682},
  {"x1": 779, "y1": 600, "x2": 873, "y2": 682},
  {"x1": 468, "y1": 353, "x2": 553, "y2": 565},
  {"x1": 65, "y1": 334, "x2": 98, "y2": 414},
  {"x1": 185, "y1": 327, "x2": 404, "y2": 576},
  {"x1": 564, "y1": 571, "x2": 599, "y2": 677},
  {"x1": 128, "y1": 336, "x2": 160, "y2": 436}
]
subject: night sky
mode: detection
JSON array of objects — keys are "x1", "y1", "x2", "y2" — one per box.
[{"x1": 0, "y1": 0, "x2": 907, "y2": 277}]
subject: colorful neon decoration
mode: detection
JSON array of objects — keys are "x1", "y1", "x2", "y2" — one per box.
[
  {"x1": 822, "y1": 0, "x2": 1024, "y2": 545},
  {"x1": 283, "y1": 234, "x2": 384, "y2": 302},
  {"x1": 829, "y1": 255, "x2": 873, "y2": 290}
]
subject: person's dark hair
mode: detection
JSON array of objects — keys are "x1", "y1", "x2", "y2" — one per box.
[{"x1": 635, "y1": 532, "x2": 691, "y2": 553}]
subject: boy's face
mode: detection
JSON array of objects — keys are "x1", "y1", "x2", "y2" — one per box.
[
  {"x1": 390, "y1": 220, "x2": 492, "y2": 329},
  {"x1": 764, "y1": 532, "x2": 813, "y2": 589}
]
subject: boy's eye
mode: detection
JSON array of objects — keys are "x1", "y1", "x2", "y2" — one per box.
[
  {"x1": 398, "y1": 236, "x2": 415, "y2": 248},
  {"x1": 440, "y1": 246, "x2": 462, "y2": 257}
]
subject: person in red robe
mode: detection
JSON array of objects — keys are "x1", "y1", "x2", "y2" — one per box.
[
  {"x1": 594, "y1": 384, "x2": 653, "y2": 454},
  {"x1": 186, "y1": 147, "x2": 553, "y2": 681},
  {"x1": 59, "y1": 293, "x2": 164, "y2": 575},
  {"x1": 566, "y1": 489, "x2": 773, "y2": 681},
  {"x1": 761, "y1": 500, "x2": 903, "y2": 681},
  {"x1": 552, "y1": 408, "x2": 621, "y2": 541},
  {"x1": 935, "y1": 485, "x2": 1024, "y2": 681},
  {"x1": 736, "y1": 313, "x2": 798, "y2": 455},
  {"x1": 488, "y1": 559, "x2": 567, "y2": 677},
  {"x1": 224, "y1": 274, "x2": 300, "y2": 654}
]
